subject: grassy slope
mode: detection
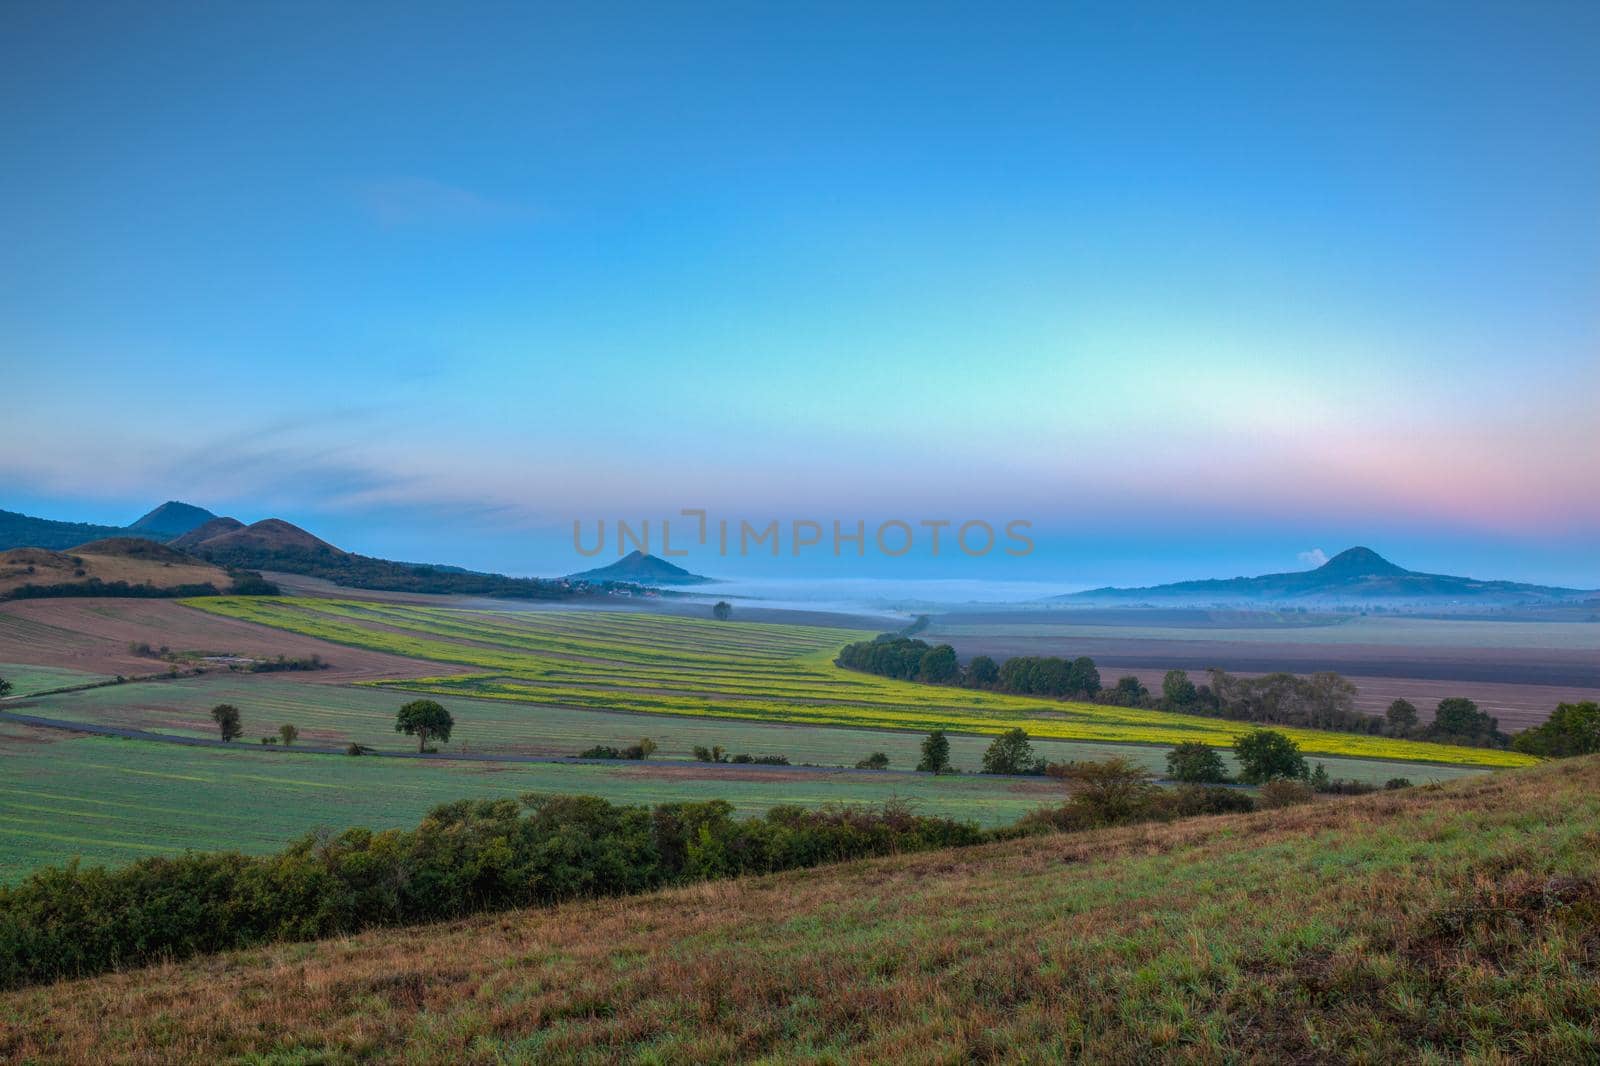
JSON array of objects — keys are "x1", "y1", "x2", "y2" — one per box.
[
  {"x1": 0, "y1": 548, "x2": 230, "y2": 596},
  {"x1": 185, "y1": 598, "x2": 1536, "y2": 769},
  {"x1": 5, "y1": 758, "x2": 1596, "y2": 1063}
]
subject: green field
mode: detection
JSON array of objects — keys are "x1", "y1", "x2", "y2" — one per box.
[
  {"x1": 0, "y1": 724, "x2": 1071, "y2": 880},
  {"x1": 184, "y1": 597, "x2": 1536, "y2": 768},
  {"x1": 0, "y1": 662, "x2": 112, "y2": 696}
]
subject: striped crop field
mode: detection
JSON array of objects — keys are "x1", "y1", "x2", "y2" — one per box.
[
  {"x1": 184, "y1": 598, "x2": 1538, "y2": 768},
  {"x1": 0, "y1": 723, "x2": 1072, "y2": 880}
]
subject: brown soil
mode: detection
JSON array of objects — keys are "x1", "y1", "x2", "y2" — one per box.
[
  {"x1": 935, "y1": 634, "x2": 1600, "y2": 730},
  {"x1": 0, "y1": 599, "x2": 451, "y2": 683}
]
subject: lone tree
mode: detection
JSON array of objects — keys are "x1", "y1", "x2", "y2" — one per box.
[
  {"x1": 0, "y1": 674, "x2": 11, "y2": 698},
  {"x1": 981, "y1": 728, "x2": 1037, "y2": 775},
  {"x1": 210, "y1": 703, "x2": 242, "y2": 743},
  {"x1": 1166, "y1": 742, "x2": 1228, "y2": 784},
  {"x1": 1385, "y1": 698, "x2": 1419, "y2": 736},
  {"x1": 916, "y1": 729, "x2": 952, "y2": 773},
  {"x1": 1233, "y1": 728, "x2": 1306, "y2": 784},
  {"x1": 278, "y1": 723, "x2": 299, "y2": 746},
  {"x1": 712, "y1": 601, "x2": 732, "y2": 621},
  {"x1": 395, "y1": 699, "x2": 454, "y2": 752},
  {"x1": 636, "y1": 737, "x2": 658, "y2": 759}
]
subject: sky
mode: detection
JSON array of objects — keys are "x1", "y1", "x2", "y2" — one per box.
[{"x1": 2, "y1": 2, "x2": 1597, "y2": 587}]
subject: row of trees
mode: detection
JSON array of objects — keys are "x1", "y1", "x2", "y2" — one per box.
[
  {"x1": 1510, "y1": 701, "x2": 1600, "y2": 757},
  {"x1": 835, "y1": 637, "x2": 1106, "y2": 699},
  {"x1": 838, "y1": 635, "x2": 1529, "y2": 751}
]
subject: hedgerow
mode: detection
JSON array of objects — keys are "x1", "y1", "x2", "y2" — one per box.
[{"x1": 0, "y1": 796, "x2": 981, "y2": 989}]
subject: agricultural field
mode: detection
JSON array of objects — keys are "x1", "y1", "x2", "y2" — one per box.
[
  {"x1": 0, "y1": 662, "x2": 111, "y2": 696},
  {"x1": 185, "y1": 597, "x2": 1537, "y2": 768},
  {"x1": 0, "y1": 596, "x2": 1502, "y2": 880},
  {"x1": 0, "y1": 724, "x2": 1068, "y2": 879},
  {"x1": 13, "y1": 671, "x2": 1483, "y2": 785},
  {"x1": 0, "y1": 598, "x2": 443, "y2": 682},
  {"x1": 923, "y1": 609, "x2": 1600, "y2": 730},
  {"x1": 8, "y1": 753, "x2": 1596, "y2": 1063}
]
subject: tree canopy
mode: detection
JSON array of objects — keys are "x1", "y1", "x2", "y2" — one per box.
[
  {"x1": 1233, "y1": 729, "x2": 1307, "y2": 784},
  {"x1": 395, "y1": 699, "x2": 455, "y2": 752}
]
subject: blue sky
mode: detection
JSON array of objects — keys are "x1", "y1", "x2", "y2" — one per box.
[{"x1": 2, "y1": 2, "x2": 1596, "y2": 585}]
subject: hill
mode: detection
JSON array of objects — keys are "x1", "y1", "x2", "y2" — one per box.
[
  {"x1": 0, "y1": 540, "x2": 235, "y2": 599},
  {"x1": 568, "y1": 549, "x2": 713, "y2": 584},
  {"x1": 3, "y1": 756, "x2": 1594, "y2": 1061},
  {"x1": 181, "y1": 517, "x2": 587, "y2": 600},
  {"x1": 167, "y1": 515, "x2": 245, "y2": 549},
  {"x1": 0, "y1": 501, "x2": 214, "y2": 552},
  {"x1": 0, "y1": 509, "x2": 133, "y2": 551},
  {"x1": 1058, "y1": 546, "x2": 1594, "y2": 608},
  {"x1": 125, "y1": 501, "x2": 216, "y2": 538},
  {"x1": 181, "y1": 516, "x2": 341, "y2": 555}
]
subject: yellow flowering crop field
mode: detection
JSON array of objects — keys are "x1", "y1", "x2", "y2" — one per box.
[{"x1": 186, "y1": 598, "x2": 1538, "y2": 769}]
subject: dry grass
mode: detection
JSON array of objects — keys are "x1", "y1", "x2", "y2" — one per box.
[
  {"x1": 0, "y1": 548, "x2": 229, "y2": 597},
  {"x1": 4, "y1": 757, "x2": 1596, "y2": 1063}
]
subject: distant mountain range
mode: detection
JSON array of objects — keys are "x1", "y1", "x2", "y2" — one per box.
[
  {"x1": 0, "y1": 501, "x2": 216, "y2": 552},
  {"x1": 568, "y1": 551, "x2": 712, "y2": 585},
  {"x1": 0, "y1": 501, "x2": 651, "y2": 601},
  {"x1": 1056, "y1": 547, "x2": 1596, "y2": 607}
]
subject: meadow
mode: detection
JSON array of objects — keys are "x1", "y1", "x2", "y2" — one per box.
[
  {"x1": 7, "y1": 753, "x2": 1595, "y2": 1062},
  {"x1": 185, "y1": 597, "x2": 1537, "y2": 768},
  {"x1": 0, "y1": 724, "x2": 1066, "y2": 880}
]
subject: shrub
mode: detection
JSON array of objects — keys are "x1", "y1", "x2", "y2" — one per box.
[
  {"x1": 1165, "y1": 785, "x2": 1256, "y2": 816},
  {"x1": 981, "y1": 728, "x2": 1038, "y2": 775},
  {"x1": 1046, "y1": 758, "x2": 1160, "y2": 824},
  {"x1": 578, "y1": 745, "x2": 624, "y2": 759},
  {"x1": 0, "y1": 796, "x2": 983, "y2": 989},
  {"x1": 1166, "y1": 742, "x2": 1228, "y2": 784},
  {"x1": 855, "y1": 751, "x2": 890, "y2": 770},
  {"x1": 1385, "y1": 777, "x2": 1413, "y2": 790},
  {"x1": 1257, "y1": 779, "x2": 1315, "y2": 809}
]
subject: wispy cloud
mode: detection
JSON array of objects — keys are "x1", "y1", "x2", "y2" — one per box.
[
  {"x1": 1298, "y1": 547, "x2": 1329, "y2": 568},
  {"x1": 358, "y1": 177, "x2": 537, "y2": 228}
]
